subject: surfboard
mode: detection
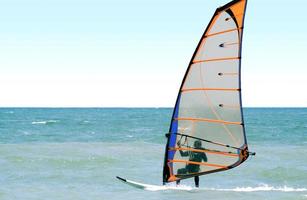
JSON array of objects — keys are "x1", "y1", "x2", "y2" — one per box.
[{"x1": 116, "y1": 176, "x2": 194, "y2": 191}]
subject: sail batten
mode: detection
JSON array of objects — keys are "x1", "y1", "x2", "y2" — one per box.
[
  {"x1": 163, "y1": 0, "x2": 249, "y2": 184},
  {"x1": 174, "y1": 117, "x2": 242, "y2": 125},
  {"x1": 169, "y1": 147, "x2": 239, "y2": 157},
  {"x1": 181, "y1": 88, "x2": 240, "y2": 92},
  {"x1": 171, "y1": 132, "x2": 245, "y2": 151},
  {"x1": 205, "y1": 27, "x2": 242, "y2": 38},
  {"x1": 169, "y1": 160, "x2": 228, "y2": 169},
  {"x1": 193, "y1": 57, "x2": 240, "y2": 64}
]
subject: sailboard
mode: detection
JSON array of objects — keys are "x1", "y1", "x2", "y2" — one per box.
[
  {"x1": 116, "y1": 176, "x2": 194, "y2": 191},
  {"x1": 162, "y1": 0, "x2": 254, "y2": 184},
  {"x1": 117, "y1": 0, "x2": 254, "y2": 189}
]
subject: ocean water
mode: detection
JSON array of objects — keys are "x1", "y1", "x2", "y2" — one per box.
[{"x1": 0, "y1": 108, "x2": 306, "y2": 200}]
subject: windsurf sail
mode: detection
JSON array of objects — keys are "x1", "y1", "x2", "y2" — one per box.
[{"x1": 163, "y1": 0, "x2": 251, "y2": 183}]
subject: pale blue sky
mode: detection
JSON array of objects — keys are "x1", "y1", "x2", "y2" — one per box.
[{"x1": 0, "y1": 0, "x2": 306, "y2": 107}]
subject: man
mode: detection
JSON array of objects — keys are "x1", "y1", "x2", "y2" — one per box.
[{"x1": 176, "y1": 140, "x2": 207, "y2": 187}]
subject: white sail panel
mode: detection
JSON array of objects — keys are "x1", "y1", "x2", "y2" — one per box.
[
  {"x1": 176, "y1": 120, "x2": 245, "y2": 148},
  {"x1": 179, "y1": 90, "x2": 242, "y2": 122},
  {"x1": 194, "y1": 31, "x2": 240, "y2": 61},
  {"x1": 183, "y1": 61, "x2": 240, "y2": 89},
  {"x1": 208, "y1": 12, "x2": 239, "y2": 34}
]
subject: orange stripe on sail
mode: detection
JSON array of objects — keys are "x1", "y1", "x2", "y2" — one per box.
[
  {"x1": 169, "y1": 159, "x2": 228, "y2": 169},
  {"x1": 181, "y1": 88, "x2": 240, "y2": 92},
  {"x1": 223, "y1": 42, "x2": 239, "y2": 47},
  {"x1": 169, "y1": 147, "x2": 239, "y2": 157},
  {"x1": 205, "y1": 27, "x2": 242, "y2": 38},
  {"x1": 167, "y1": 162, "x2": 175, "y2": 179},
  {"x1": 219, "y1": 72, "x2": 239, "y2": 76},
  {"x1": 219, "y1": 104, "x2": 241, "y2": 109},
  {"x1": 193, "y1": 57, "x2": 240, "y2": 64},
  {"x1": 217, "y1": 1, "x2": 246, "y2": 14},
  {"x1": 175, "y1": 117, "x2": 242, "y2": 125}
]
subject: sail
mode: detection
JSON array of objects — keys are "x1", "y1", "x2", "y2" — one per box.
[{"x1": 163, "y1": 0, "x2": 249, "y2": 183}]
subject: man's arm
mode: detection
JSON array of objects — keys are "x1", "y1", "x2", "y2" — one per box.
[
  {"x1": 177, "y1": 141, "x2": 189, "y2": 157},
  {"x1": 202, "y1": 153, "x2": 208, "y2": 162},
  {"x1": 179, "y1": 150, "x2": 189, "y2": 157}
]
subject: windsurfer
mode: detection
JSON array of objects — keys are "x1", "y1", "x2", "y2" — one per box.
[{"x1": 176, "y1": 140, "x2": 207, "y2": 187}]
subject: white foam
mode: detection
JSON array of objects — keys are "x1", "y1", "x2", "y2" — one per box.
[
  {"x1": 32, "y1": 121, "x2": 47, "y2": 124},
  {"x1": 204, "y1": 184, "x2": 307, "y2": 192},
  {"x1": 32, "y1": 120, "x2": 58, "y2": 125},
  {"x1": 145, "y1": 184, "x2": 193, "y2": 191},
  {"x1": 123, "y1": 179, "x2": 194, "y2": 192},
  {"x1": 121, "y1": 179, "x2": 306, "y2": 193},
  {"x1": 23, "y1": 131, "x2": 31, "y2": 135}
]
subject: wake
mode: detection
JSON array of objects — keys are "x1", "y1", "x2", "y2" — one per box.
[
  {"x1": 145, "y1": 184, "x2": 307, "y2": 193},
  {"x1": 203, "y1": 184, "x2": 307, "y2": 192}
]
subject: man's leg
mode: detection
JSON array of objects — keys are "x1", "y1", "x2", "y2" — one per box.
[
  {"x1": 176, "y1": 168, "x2": 187, "y2": 186},
  {"x1": 194, "y1": 176, "x2": 199, "y2": 188}
]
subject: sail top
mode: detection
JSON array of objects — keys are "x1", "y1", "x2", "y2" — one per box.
[{"x1": 163, "y1": 0, "x2": 249, "y2": 183}]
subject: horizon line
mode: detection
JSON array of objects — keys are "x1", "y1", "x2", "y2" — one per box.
[{"x1": 0, "y1": 106, "x2": 306, "y2": 109}]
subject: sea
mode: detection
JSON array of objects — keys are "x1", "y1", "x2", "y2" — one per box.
[{"x1": 0, "y1": 108, "x2": 306, "y2": 200}]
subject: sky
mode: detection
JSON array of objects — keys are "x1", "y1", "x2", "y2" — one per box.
[{"x1": 0, "y1": 0, "x2": 306, "y2": 107}]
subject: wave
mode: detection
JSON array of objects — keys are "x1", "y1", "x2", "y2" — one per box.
[
  {"x1": 31, "y1": 120, "x2": 58, "y2": 125},
  {"x1": 204, "y1": 184, "x2": 307, "y2": 192}
]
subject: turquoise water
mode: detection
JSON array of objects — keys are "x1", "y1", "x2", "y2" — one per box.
[{"x1": 0, "y1": 108, "x2": 306, "y2": 199}]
